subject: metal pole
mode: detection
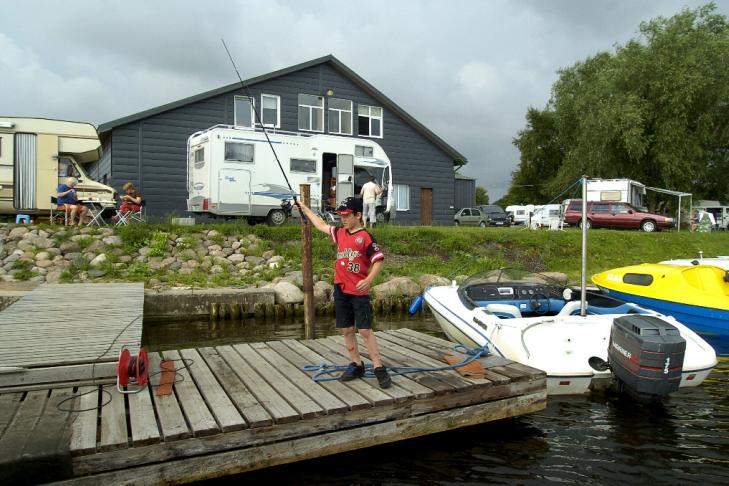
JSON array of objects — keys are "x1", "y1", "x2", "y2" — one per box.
[
  {"x1": 300, "y1": 184, "x2": 315, "y2": 339},
  {"x1": 677, "y1": 195, "x2": 681, "y2": 232},
  {"x1": 580, "y1": 175, "x2": 587, "y2": 317}
]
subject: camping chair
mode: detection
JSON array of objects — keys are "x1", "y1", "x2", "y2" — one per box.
[
  {"x1": 115, "y1": 199, "x2": 146, "y2": 226},
  {"x1": 49, "y1": 196, "x2": 69, "y2": 225}
]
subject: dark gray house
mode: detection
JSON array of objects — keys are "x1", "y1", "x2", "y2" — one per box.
[{"x1": 95, "y1": 55, "x2": 466, "y2": 224}]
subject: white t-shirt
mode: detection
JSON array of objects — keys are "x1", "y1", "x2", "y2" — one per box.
[{"x1": 360, "y1": 181, "x2": 381, "y2": 204}]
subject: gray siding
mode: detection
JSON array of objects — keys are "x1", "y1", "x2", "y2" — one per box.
[
  {"x1": 108, "y1": 62, "x2": 457, "y2": 223},
  {"x1": 455, "y1": 178, "x2": 475, "y2": 210}
]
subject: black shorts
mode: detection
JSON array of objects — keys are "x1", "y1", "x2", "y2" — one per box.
[{"x1": 333, "y1": 284, "x2": 373, "y2": 329}]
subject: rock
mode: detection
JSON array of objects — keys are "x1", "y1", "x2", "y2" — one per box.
[
  {"x1": 231, "y1": 241, "x2": 241, "y2": 250},
  {"x1": 418, "y1": 274, "x2": 451, "y2": 290},
  {"x1": 268, "y1": 255, "x2": 285, "y2": 264},
  {"x1": 227, "y1": 254, "x2": 246, "y2": 264},
  {"x1": 28, "y1": 236, "x2": 53, "y2": 248},
  {"x1": 262, "y1": 250, "x2": 275, "y2": 260},
  {"x1": 245, "y1": 256, "x2": 265, "y2": 266},
  {"x1": 179, "y1": 249, "x2": 197, "y2": 261},
  {"x1": 103, "y1": 236, "x2": 122, "y2": 246},
  {"x1": 3, "y1": 254, "x2": 20, "y2": 264},
  {"x1": 8, "y1": 227, "x2": 29, "y2": 239},
  {"x1": 371, "y1": 277, "x2": 421, "y2": 299},
  {"x1": 34, "y1": 251, "x2": 51, "y2": 261},
  {"x1": 45, "y1": 271, "x2": 62, "y2": 283},
  {"x1": 118, "y1": 255, "x2": 132, "y2": 263},
  {"x1": 539, "y1": 272, "x2": 569, "y2": 285},
  {"x1": 87, "y1": 269, "x2": 107, "y2": 278},
  {"x1": 36, "y1": 260, "x2": 54, "y2": 269},
  {"x1": 284, "y1": 270, "x2": 303, "y2": 287},
  {"x1": 207, "y1": 230, "x2": 220, "y2": 238},
  {"x1": 138, "y1": 246, "x2": 152, "y2": 256},
  {"x1": 273, "y1": 280, "x2": 304, "y2": 304},
  {"x1": 38, "y1": 229, "x2": 50, "y2": 238},
  {"x1": 85, "y1": 240, "x2": 105, "y2": 253},
  {"x1": 59, "y1": 241, "x2": 80, "y2": 253},
  {"x1": 90, "y1": 254, "x2": 108, "y2": 267},
  {"x1": 210, "y1": 265, "x2": 224, "y2": 274},
  {"x1": 208, "y1": 244, "x2": 222, "y2": 252},
  {"x1": 314, "y1": 280, "x2": 333, "y2": 304}
]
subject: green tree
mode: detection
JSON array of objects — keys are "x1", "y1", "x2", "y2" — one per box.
[{"x1": 475, "y1": 186, "x2": 489, "y2": 204}]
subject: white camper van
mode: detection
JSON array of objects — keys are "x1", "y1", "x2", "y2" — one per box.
[
  {"x1": 186, "y1": 125, "x2": 394, "y2": 225},
  {"x1": 0, "y1": 117, "x2": 116, "y2": 216},
  {"x1": 529, "y1": 204, "x2": 562, "y2": 229},
  {"x1": 505, "y1": 205, "x2": 535, "y2": 225},
  {"x1": 586, "y1": 178, "x2": 646, "y2": 210}
]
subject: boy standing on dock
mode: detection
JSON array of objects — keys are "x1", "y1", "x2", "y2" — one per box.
[{"x1": 298, "y1": 196, "x2": 392, "y2": 389}]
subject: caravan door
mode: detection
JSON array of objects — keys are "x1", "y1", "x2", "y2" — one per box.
[
  {"x1": 336, "y1": 154, "x2": 354, "y2": 205},
  {"x1": 218, "y1": 168, "x2": 251, "y2": 214}
]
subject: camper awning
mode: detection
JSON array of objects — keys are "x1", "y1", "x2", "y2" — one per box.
[
  {"x1": 644, "y1": 187, "x2": 692, "y2": 198},
  {"x1": 59, "y1": 136, "x2": 102, "y2": 163}
]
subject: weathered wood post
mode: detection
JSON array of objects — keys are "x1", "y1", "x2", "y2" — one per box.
[{"x1": 300, "y1": 184, "x2": 315, "y2": 339}]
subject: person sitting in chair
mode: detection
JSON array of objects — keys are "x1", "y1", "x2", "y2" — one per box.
[
  {"x1": 56, "y1": 177, "x2": 88, "y2": 225},
  {"x1": 112, "y1": 182, "x2": 142, "y2": 222}
]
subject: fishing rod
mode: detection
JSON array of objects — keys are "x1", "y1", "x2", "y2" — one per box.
[{"x1": 221, "y1": 39, "x2": 301, "y2": 214}]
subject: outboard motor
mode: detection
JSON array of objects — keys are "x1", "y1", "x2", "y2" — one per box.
[{"x1": 608, "y1": 314, "x2": 686, "y2": 402}]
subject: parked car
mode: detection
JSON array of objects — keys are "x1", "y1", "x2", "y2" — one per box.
[
  {"x1": 454, "y1": 207, "x2": 488, "y2": 226},
  {"x1": 563, "y1": 199, "x2": 674, "y2": 232},
  {"x1": 476, "y1": 205, "x2": 511, "y2": 226}
]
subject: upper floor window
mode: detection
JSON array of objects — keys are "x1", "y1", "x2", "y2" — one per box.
[
  {"x1": 234, "y1": 96, "x2": 254, "y2": 128},
  {"x1": 261, "y1": 94, "x2": 280, "y2": 128},
  {"x1": 298, "y1": 94, "x2": 324, "y2": 132},
  {"x1": 358, "y1": 105, "x2": 382, "y2": 138},
  {"x1": 355, "y1": 145, "x2": 373, "y2": 157},
  {"x1": 328, "y1": 98, "x2": 352, "y2": 135},
  {"x1": 224, "y1": 142, "x2": 254, "y2": 163}
]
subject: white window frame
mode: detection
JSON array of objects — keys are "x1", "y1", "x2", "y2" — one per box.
[
  {"x1": 224, "y1": 142, "x2": 254, "y2": 163},
  {"x1": 355, "y1": 145, "x2": 374, "y2": 157},
  {"x1": 358, "y1": 104, "x2": 383, "y2": 138},
  {"x1": 328, "y1": 98, "x2": 353, "y2": 135},
  {"x1": 298, "y1": 94, "x2": 324, "y2": 133},
  {"x1": 394, "y1": 184, "x2": 410, "y2": 211},
  {"x1": 234, "y1": 95, "x2": 255, "y2": 128},
  {"x1": 260, "y1": 94, "x2": 280, "y2": 128}
]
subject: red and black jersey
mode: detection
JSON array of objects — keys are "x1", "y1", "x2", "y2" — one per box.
[{"x1": 329, "y1": 226, "x2": 384, "y2": 295}]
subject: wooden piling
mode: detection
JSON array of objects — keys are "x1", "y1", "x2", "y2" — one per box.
[{"x1": 300, "y1": 184, "x2": 315, "y2": 339}]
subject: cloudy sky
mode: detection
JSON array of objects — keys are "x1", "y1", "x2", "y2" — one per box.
[{"x1": 2, "y1": 0, "x2": 727, "y2": 200}]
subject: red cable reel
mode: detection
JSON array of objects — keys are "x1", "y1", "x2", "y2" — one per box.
[{"x1": 117, "y1": 346, "x2": 149, "y2": 394}]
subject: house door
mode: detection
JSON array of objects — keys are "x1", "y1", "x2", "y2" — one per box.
[{"x1": 420, "y1": 188, "x2": 432, "y2": 225}]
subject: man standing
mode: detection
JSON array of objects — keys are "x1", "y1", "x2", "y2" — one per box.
[{"x1": 359, "y1": 175, "x2": 382, "y2": 228}]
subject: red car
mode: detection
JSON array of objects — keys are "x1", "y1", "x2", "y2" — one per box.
[{"x1": 563, "y1": 199, "x2": 674, "y2": 232}]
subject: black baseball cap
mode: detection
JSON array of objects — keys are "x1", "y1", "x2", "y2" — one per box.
[{"x1": 336, "y1": 196, "x2": 363, "y2": 215}]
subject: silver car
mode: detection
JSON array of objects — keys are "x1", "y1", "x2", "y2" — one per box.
[{"x1": 454, "y1": 208, "x2": 488, "y2": 226}]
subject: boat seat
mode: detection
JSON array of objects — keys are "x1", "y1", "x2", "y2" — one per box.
[
  {"x1": 557, "y1": 300, "x2": 583, "y2": 316},
  {"x1": 482, "y1": 303, "x2": 522, "y2": 319}
]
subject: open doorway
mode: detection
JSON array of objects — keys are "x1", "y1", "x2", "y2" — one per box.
[{"x1": 323, "y1": 153, "x2": 337, "y2": 211}]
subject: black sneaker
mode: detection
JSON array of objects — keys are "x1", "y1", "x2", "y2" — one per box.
[
  {"x1": 340, "y1": 362, "x2": 365, "y2": 382},
  {"x1": 374, "y1": 366, "x2": 392, "y2": 389}
]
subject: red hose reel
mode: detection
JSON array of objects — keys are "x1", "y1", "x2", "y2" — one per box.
[{"x1": 117, "y1": 346, "x2": 149, "y2": 394}]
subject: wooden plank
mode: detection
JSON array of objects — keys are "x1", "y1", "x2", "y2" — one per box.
[
  {"x1": 275, "y1": 340, "x2": 372, "y2": 411},
  {"x1": 128, "y1": 387, "x2": 161, "y2": 447},
  {"x1": 161, "y1": 350, "x2": 219, "y2": 438},
  {"x1": 22, "y1": 387, "x2": 76, "y2": 471},
  {"x1": 0, "y1": 392, "x2": 22, "y2": 437},
  {"x1": 146, "y1": 353, "x2": 190, "y2": 442},
  {"x1": 69, "y1": 386, "x2": 99, "y2": 455},
  {"x1": 0, "y1": 389, "x2": 47, "y2": 463},
  {"x1": 0, "y1": 362, "x2": 116, "y2": 389},
  {"x1": 250, "y1": 342, "x2": 348, "y2": 414},
  {"x1": 198, "y1": 347, "x2": 272, "y2": 428},
  {"x1": 99, "y1": 387, "x2": 128, "y2": 452},
  {"x1": 68, "y1": 391, "x2": 546, "y2": 484},
  {"x1": 178, "y1": 348, "x2": 246, "y2": 432},
  {"x1": 216, "y1": 346, "x2": 299, "y2": 425},
  {"x1": 233, "y1": 344, "x2": 324, "y2": 419}
]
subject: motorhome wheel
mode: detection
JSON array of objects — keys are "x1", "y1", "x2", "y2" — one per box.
[{"x1": 266, "y1": 209, "x2": 287, "y2": 226}]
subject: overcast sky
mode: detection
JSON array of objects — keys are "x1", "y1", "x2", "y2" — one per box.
[{"x1": 2, "y1": 0, "x2": 727, "y2": 201}]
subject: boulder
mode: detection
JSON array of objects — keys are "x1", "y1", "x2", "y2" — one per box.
[
  {"x1": 273, "y1": 280, "x2": 304, "y2": 304},
  {"x1": 90, "y1": 254, "x2": 108, "y2": 267},
  {"x1": 540, "y1": 271, "x2": 569, "y2": 285},
  {"x1": 314, "y1": 280, "x2": 333, "y2": 304},
  {"x1": 245, "y1": 256, "x2": 265, "y2": 266},
  {"x1": 371, "y1": 277, "x2": 421, "y2": 299},
  {"x1": 227, "y1": 254, "x2": 246, "y2": 264},
  {"x1": 418, "y1": 274, "x2": 451, "y2": 290},
  {"x1": 103, "y1": 236, "x2": 122, "y2": 246},
  {"x1": 8, "y1": 227, "x2": 29, "y2": 239}
]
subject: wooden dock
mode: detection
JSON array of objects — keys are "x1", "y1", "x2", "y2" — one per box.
[
  {"x1": 0, "y1": 328, "x2": 546, "y2": 484},
  {"x1": 0, "y1": 283, "x2": 144, "y2": 389}
]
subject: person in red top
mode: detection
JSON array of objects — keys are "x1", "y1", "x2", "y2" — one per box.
[{"x1": 298, "y1": 196, "x2": 391, "y2": 388}]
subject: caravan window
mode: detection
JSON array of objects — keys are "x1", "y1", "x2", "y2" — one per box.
[
  {"x1": 355, "y1": 145, "x2": 373, "y2": 157},
  {"x1": 290, "y1": 158, "x2": 316, "y2": 173},
  {"x1": 298, "y1": 94, "x2": 324, "y2": 132},
  {"x1": 58, "y1": 158, "x2": 80, "y2": 178},
  {"x1": 234, "y1": 96, "x2": 254, "y2": 128},
  {"x1": 358, "y1": 105, "x2": 382, "y2": 138},
  {"x1": 328, "y1": 98, "x2": 352, "y2": 135},
  {"x1": 261, "y1": 94, "x2": 280, "y2": 127},
  {"x1": 224, "y1": 142, "x2": 254, "y2": 163},
  {"x1": 194, "y1": 148, "x2": 205, "y2": 169}
]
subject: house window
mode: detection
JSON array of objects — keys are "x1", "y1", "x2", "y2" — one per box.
[
  {"x1": 355, "y1": 145, "x2": 373, "y2": 157},
  {"x1": 298, "y1": 94, "x2": 324, "y2": 132},
  {"x1": 261, "y1": 94, "x2": 280, "y2": 128},
  {"x1": 358, "y1": 105, "x2": 382, "y2": 138},
  {"x1": 328, "y1": 98, "x2": 352, "y2": 135},
  {"x1": 194, "y1": 148, "x2": 205, "y2": 169},
  {"x1": 234, "y1": 96, "x2": 254, "y2": 128},
  {"x1": 224, "y1": 142, "x2": 254, "y2": 163},
  {"x1": 394, "y1": 184, "x2": 410, "y2": 211},
  {"x1": 290, "y1": 158, "x2": 316, "y2": 173}
]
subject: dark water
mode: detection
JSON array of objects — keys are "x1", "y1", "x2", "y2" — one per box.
[{"x1": 144, "y1": 316, "x2": 729, "y2": 485}]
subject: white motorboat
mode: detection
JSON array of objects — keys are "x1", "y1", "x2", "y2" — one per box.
[
  {"x1": 661, "y1": 254, "x2": 729, "y2": 270},
  {"x1": 423, "y1": 269, "x2": 717, "y2": 397}
]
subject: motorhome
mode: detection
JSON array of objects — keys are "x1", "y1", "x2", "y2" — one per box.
[
  {"x1": 186, "y1": 125, "x2": 394, "y2": 225},
  {"x1": 505, "y1": 204, "x2": 535, "y2": 225},
  {"x1": 586, "y1": 178, "x2": 646, "y2": 210},
  {"x1": 0, "y1": 117, "x2": 116, "y2": 216},
  {"x1": 529, "y1": 204, "x2": 562, "y2": 229},
  {"x1": 692, "y1": 200, "x2": 729, "y2": 230}
]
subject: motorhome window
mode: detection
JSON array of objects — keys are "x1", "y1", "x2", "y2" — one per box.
[
  {"x1": 290, "y1": 158, "x2": 316, "y2": 173},
  {"x1": 600, "y1": 190, "x2": 621, "y2": 201},
  {"x1": 261, "y1": 94, "x2": 280, "y2": 127},
  {"x1": 234, "y1": 96, "x2": 254, "y2": 128},
  {"x1": 623, "y1": 273, "x2": 653, "y2": 286},
  {"x1": 394, "y1": 184, "x2": 410, "y2": 211},
  {"x1": 224, "y1": 142, "x2": 254, "y2": 163},
  {"x1": 358, "y1": 105, "x2": 382, "y2": 138},
  {"x1": 328, "y1": 98, "x2": 352, "y2": 135},
  {"x1": 194, "y1": 148, "x2": 205, "y2": 169},
  {"x1": 58, "y1": 158, "x2": 80, "y2": 178},
  {"x1": 355, "y1": 145, "x2": 373, "y2": 157},
  {"x1": 298, "y1": 94, "x2": 324, "y2": 132}
]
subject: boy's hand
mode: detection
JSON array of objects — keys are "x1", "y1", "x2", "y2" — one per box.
[{"x1": 356, "y1": 277, "x2": 372, "y2": 292}]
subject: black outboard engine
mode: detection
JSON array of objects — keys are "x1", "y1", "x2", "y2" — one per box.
[{"x1": 608, "y1": 315, "x2": 686, "y2": 402}]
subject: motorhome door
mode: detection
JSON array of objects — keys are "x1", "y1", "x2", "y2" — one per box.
[
  {"x1": 218, "y1": 168, "x2": 251, "y2": 214},
  {"x1": 336, "y1": 154, "x2": 354, "y2": 204}
]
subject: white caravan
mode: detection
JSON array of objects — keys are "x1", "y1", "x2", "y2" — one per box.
[
  {"x1": 529, "y1": 204, "x2": 562, "y2": 229},
  {"x1": 505, "y1": 204, "x2": 535, "y2": 225},
  {"x1": 186, "y1": 125, "x2": 393, "y2": 225},
  {"x1": 586, "y1": 178, "x2": 646, "y2": 210}
]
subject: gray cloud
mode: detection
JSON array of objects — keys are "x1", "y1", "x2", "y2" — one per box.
[{"x1": 1, "y1": 0, "x2": 726, "y2": 201}]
